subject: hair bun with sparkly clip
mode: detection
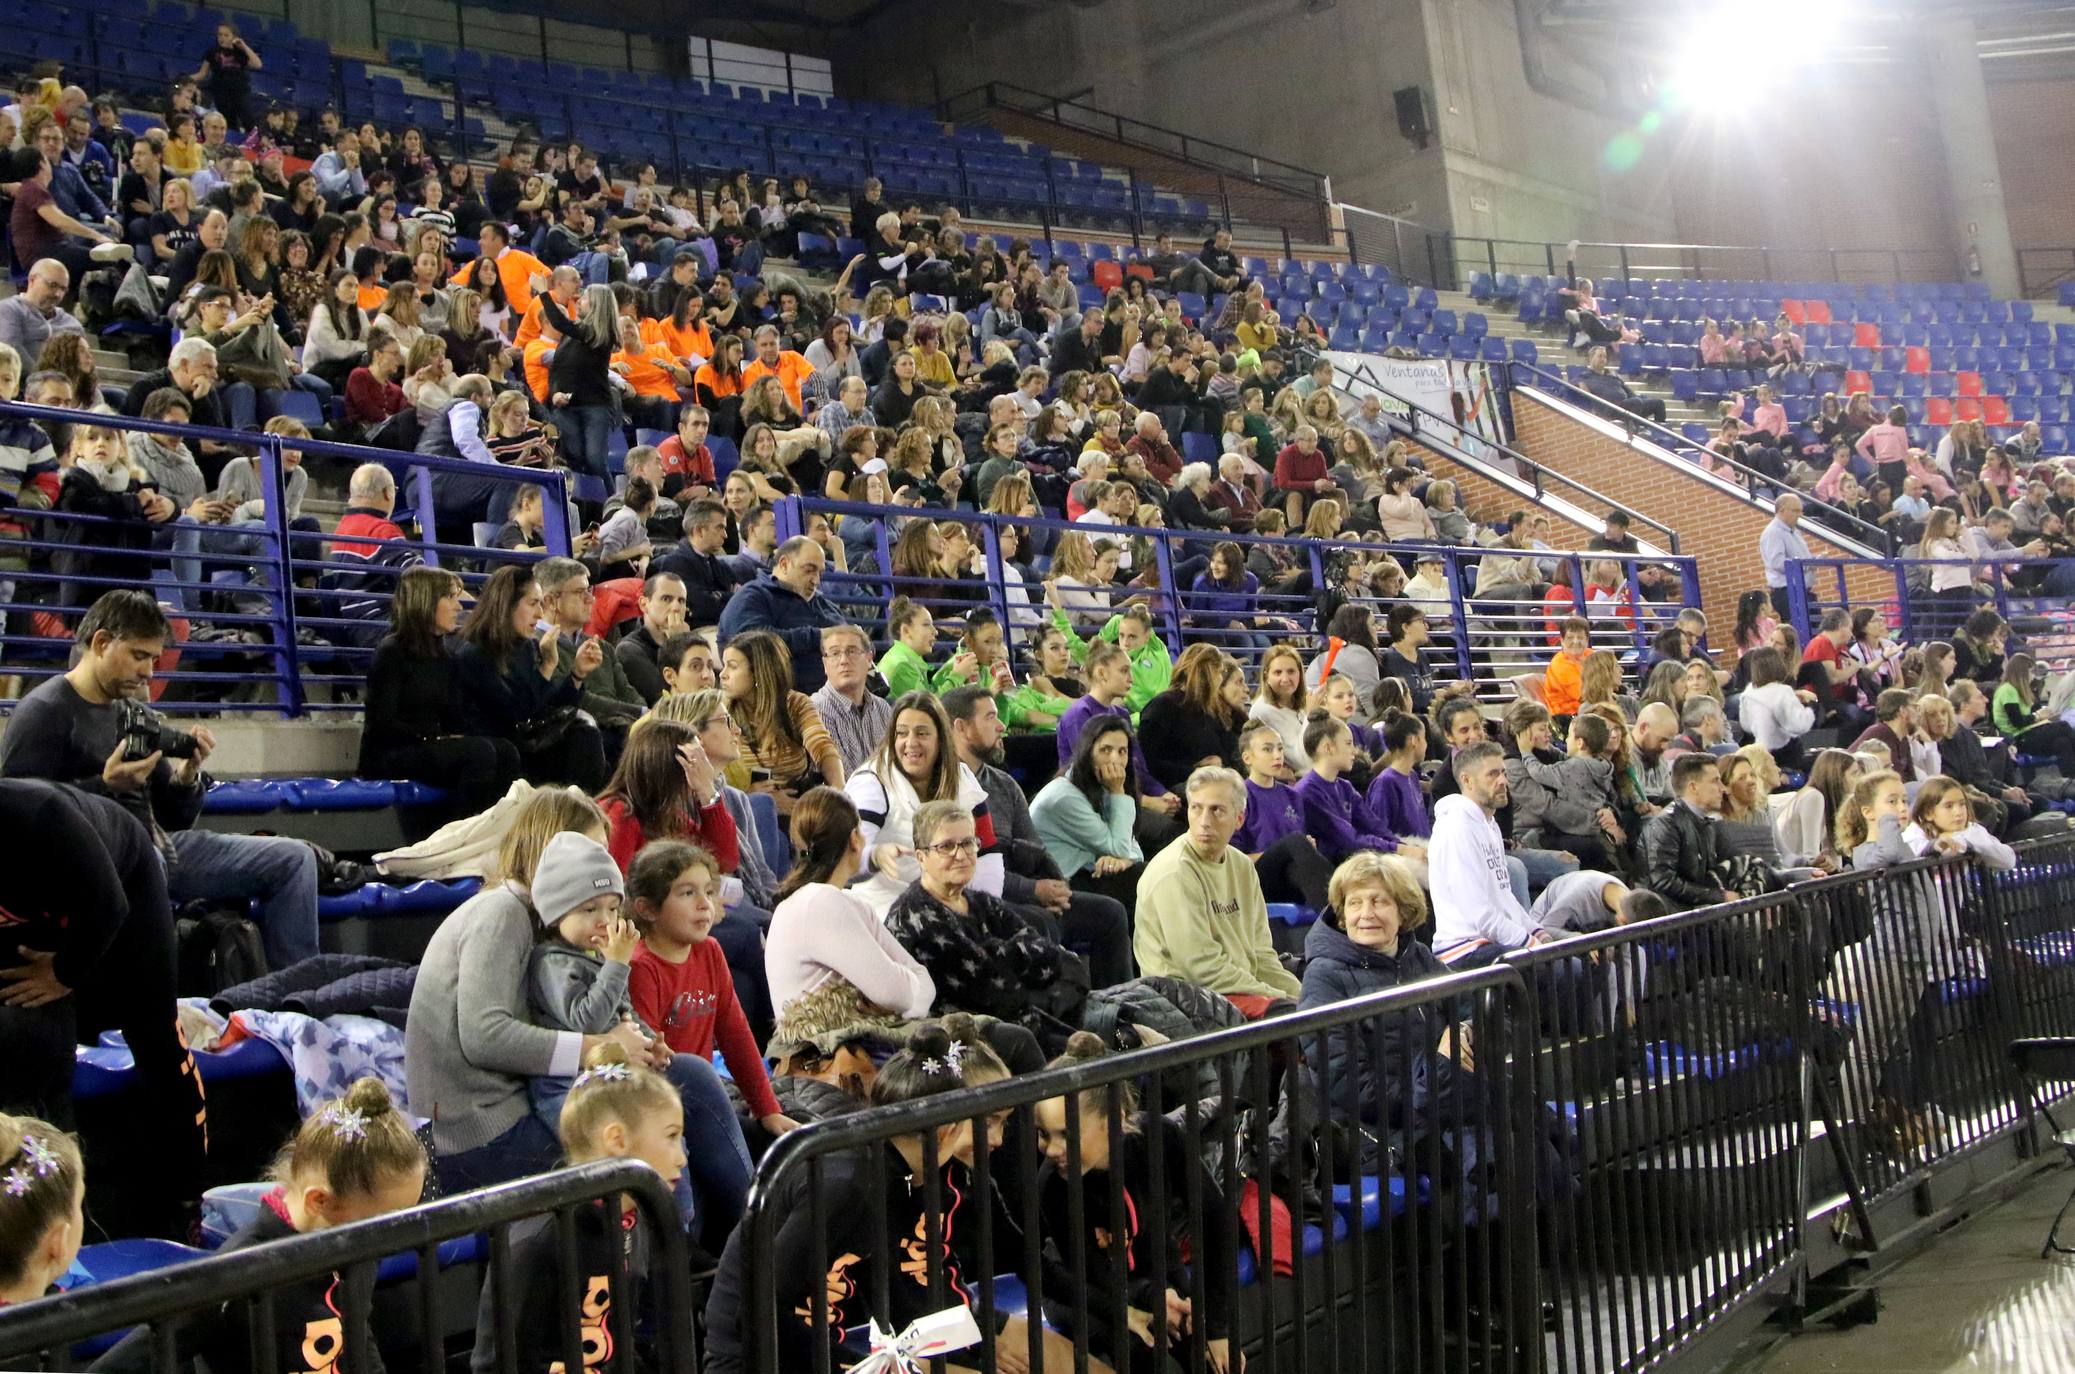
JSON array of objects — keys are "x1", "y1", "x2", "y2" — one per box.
[
  {"x1": 573, "y1": 1062, "x2": 632, "y2": 1090},
  {"x1": 320, "y1": 1106, "x2": 369, "y2": 1143}
]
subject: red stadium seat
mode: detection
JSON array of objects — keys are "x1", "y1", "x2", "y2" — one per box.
[
  {"x1": 1983, "y1": 395, "x2": 2010, "y2": 426},
  {"x1": 1845, "y1": 370, "x2": 1872, "y2": 396},
  {"x1": 1123, "y1": 263, "x2": 1155, "y2": 282},
  {"x1": 1956, "y1": 397, "x2": 1984, "y2": 422},
  {"x1": 1805, "y1": 300, "x2": 1832, "y2": 324},
  {"x1": 1091, "y1": 260, "x2": 1123, "y2": 290},
  {"x1": 1905, "y1": 346, "x2": 1930, "y2": 374},
  {"x1": 1956, "y1": 370, "x2": 1983, "y2": 397},
  {"x1": 1926, "y1": 396, "x2": 1954, "y2": 425},
  {"x1": 1853, "y1": 322, "x2": 1881, "y2": 348},
  {"x1": 1780, "y1": 299, "x2": 1807, "y2": 325}
]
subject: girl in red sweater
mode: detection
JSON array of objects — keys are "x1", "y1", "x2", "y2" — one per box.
[{"x1": 625, "y1": 839, "x2": 796, "y2": 1138}]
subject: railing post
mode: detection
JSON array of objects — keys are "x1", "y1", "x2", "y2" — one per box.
[
  {"x1": 1785, "y1": 559, "x2": 1810, "y2": 642},
  {"x1": 409, "y1": 464, "x2": 440, "y2": 569},
  {"x1": 1150, "y1": 533, "x2": 1184, "y2": 657},
  {"x1": 1447, "y1": 549, "x2": 1475, "y2": 682},
  {"x1": 539, "y1": 469, "x2": 571, "y2": 554},
  {"x1": 773, "y1": 495, "x2": 803, "y2": 542},
  {"x1": 257, "y1": 435, "x2": 305, "y2": 716},
  {"x1": 1890, "y1": 559, "x2": 1915, "y2": 643}
]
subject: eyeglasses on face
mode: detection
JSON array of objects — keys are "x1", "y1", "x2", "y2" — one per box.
[{"x1": 921, "y1": 838, "x2": 981, "y2": 858}]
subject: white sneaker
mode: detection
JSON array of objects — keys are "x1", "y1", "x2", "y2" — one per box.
[{"x1": 90, "y1": 242, "x2": 135, "y2": 263}]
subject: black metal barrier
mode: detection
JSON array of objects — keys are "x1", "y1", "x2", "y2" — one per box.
[
  {"x1": 0, "y1": 1161, "x2": 695, "y2": 1374},
  {"x1": 1511, "y1": 832, "x2": 2075, "y2": 1374},
  {"x1": 5, "y1": 842, "x2": 2075, "y2": 1374},
  {"x1": 737, "y1": 966, "x2": 1541, "y2": 1374}
]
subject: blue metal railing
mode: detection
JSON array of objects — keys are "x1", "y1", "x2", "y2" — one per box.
[
  {"x1": 1787, "y1": 555, "x2": 2075, "y2": 656},
  {"x1": 778, "y1": 495, "x2": 1704, "y2": 698},
  {"x1": 0, "y1": 400, "x2": 571, "y2": 714}
]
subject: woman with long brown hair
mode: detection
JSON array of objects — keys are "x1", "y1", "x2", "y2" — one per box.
[
  {"x1": 843, "y1": 691, "x2": 1001, "y2": 920},
  {"x1": 455, "y1": 564, "x2": 609, "y2": 790},
  {"x1": 594, "y1": 716, "x2": 737, "y2": 872},
  {"x1": 720, "y1": 628, "x2": 844, "y2": 810},
  {"x1": 1138, "y1": 643, "x2": 1249, "y2": 792}
]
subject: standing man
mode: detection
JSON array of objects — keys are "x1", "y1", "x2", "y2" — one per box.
[
  {"x1": 1759, "y1": 493, "x2": 1813, "y2": 621},
  {"x1": 1133, "y1": 766, "x2": 1299, "y2": 1017},
  {"x1": 0, "y1": 590, "x2": 319, "y2": 969}
]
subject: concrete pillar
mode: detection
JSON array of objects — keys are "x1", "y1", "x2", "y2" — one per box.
[{"x1": 1921, "y1": 14, "x2": 2021, "y2": 297}]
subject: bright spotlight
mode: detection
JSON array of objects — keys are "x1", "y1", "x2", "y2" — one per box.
[{"x1": 1669, "y1": 0, "x2": 1847, "y2": 97}]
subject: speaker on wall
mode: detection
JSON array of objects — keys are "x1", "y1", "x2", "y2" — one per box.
[{"x1": 1394, "y1": 85, "x2": 1431, "y2": 150}]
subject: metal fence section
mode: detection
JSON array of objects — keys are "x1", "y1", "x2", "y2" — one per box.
[
  {"x1": 736, "y1": 966, "x2": 1541, "y2": 1374},
  {"x1": 0, "y1": 401, "x2": 572, "y2": 714},
  {"x1": 776, "y1": 496, "x2": 1702, "y2": 703},
  {"x1": 1337, "y1": 206, "x2": 1436, "y2": 289},
  {"x1": 0, "y1": 1161, "x2": 696, "y2": 1374},
  {"x1": 1432, "y1": 240, "x2": 1964, "y2": 293},
  {"x1": 1785, "y1": 556, "x2": 2075, "y2": 664}
]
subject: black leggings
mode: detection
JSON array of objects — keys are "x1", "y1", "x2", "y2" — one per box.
[
  {"x1": 2017, "y1": 720, "x2": 2075, "y2": 775},
  {"x1": 1070, "y1": 864, "x2": 1144, "y2": 933},
  {"x1": 1015, "y1": 891, "x2": 1133, "y2": 989},
  {"x1": 1254, "y1": 833, "x2": 1333, "y2": 912},
  {"x1": 1, "y1": 824, "x2": 208, "y2": 1235},
  {"x1": 366, "y1": 735, "x2": 523, "y2": 821},
  {"x1": 519, "y1": 719, "x2": 609, "y2": 793}
]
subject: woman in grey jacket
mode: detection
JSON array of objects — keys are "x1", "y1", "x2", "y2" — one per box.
[{"x1": 403, "y1": 790, "x2": 655, "y2": 1192}]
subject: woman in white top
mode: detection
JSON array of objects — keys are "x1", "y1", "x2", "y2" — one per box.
[
  {"x1": 302, "y1": 267, "x2": 370, "y2": 387},
  {"x1": 1249, "y1": 643, "x2": 1311, "y2": 773},
  {"x1": 1772, "y1": 748, "x2": 1860, "y2": 871},
  {"x1": 1920, "y1": 507, "x2": 1972, "y2": 594},
  {"x1": 1046, "y1": 532, "x2": 1121, "y2": 630},
  {"x1": 1735, "y1": 645, "x2": 1818, "y2": 759},
  {"x1": 842, "y1": 692, "x2": 1004, "y2": 919},
  {"x1": 764, "y1": 787, "x2": 937, "y2": 1030}
]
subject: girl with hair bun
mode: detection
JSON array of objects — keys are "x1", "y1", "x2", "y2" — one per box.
[
  {"x1": 97, "y1": 1079, "x2": 427, "y2": 1372},
  {"x1": 705, "y1": 1018, "x2": 1092, "y2": 1374},
  {"x1": 0, "y1": 1113, "x2": 84, "y2": 1308},
  {"x1": 472, "y1": 1041, "x2": 686, "y2": 1374},
  {"x1": 1034, "y1": 1033, "x2": 1236, "y2": 1374}
]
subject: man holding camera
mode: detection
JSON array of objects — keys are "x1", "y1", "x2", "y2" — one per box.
[{"x1": 0, "y1": 590, "x2": 319, "y2": 967}]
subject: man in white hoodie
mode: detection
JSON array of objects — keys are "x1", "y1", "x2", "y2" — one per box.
[{"x1": 1428, "y1": 741, "x2": 1569, "y2": 966}]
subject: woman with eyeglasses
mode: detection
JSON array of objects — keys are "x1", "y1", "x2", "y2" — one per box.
[{"x1": 884, "y1": 800, "x2": 1058, "y2": 1068}]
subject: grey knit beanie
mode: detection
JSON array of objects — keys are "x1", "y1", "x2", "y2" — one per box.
[{"x1": 530, "y1": 831, "x2": 625, "y2": 928}]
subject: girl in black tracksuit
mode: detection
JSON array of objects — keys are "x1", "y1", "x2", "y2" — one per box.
[
  {"x1": 704, "y1": 1019, "x2": 1035, "y2": 1374},
  {"x1": 93, "y1": 1078, "x2": 428, "y2": 1374}
]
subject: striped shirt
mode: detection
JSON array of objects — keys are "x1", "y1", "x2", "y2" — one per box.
[{"x1": 810, "y1": 682, "x2": 893, "y2": 777}]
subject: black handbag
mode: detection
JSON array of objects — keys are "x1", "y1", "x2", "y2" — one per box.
[{"x1": 515, "y1": 704, "x2": 579, "y2": 754}]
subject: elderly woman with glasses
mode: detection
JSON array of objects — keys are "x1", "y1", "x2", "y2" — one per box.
[{"x1": 883, "y1": 800, "x2": 1068, "y2": 1068}]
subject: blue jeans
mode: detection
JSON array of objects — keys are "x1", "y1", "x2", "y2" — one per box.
[
  {"x1": 167, "y1": 828, "x2": 320, "y2": 967},
  {"x1": 216, "y1": 380, "x2": 261, "y2": 431},
  {"x1": 434, "y1": 1112, "x2": 562, "y2": 1195},
  {"x1": 553, "y1": 405, "x2": 616, "y2": 481},
  {"x1": 1507, "y1": 846, "x2": 1579, "y2": 907}
]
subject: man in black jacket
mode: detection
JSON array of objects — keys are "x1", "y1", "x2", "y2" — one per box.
[
  {"x1": 1194, "y1": 227, "x2": 1243, "y2": 296},
  {"x1": 1940, "y1": 682, "x2": 2034, "y2": 833},
  {"x1": 652, "y1": 499, "x2": 745, "y2": 629},
  {"x1": 1640, "y1": 753, "x2": 1736, "y2": 911},
  {"x1": 1049, "y1": 306, "x2": 1107, "y2": 379},
  {"x1": 613, "y1": 571, "x2": 689, "y2": 704}
]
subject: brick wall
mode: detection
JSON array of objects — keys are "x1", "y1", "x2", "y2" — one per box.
[
  {"x1": 1508, "y1": 390, "x2": 1893, "y2": 624},
  {"x1": 1399, "y1": 435, "x2": 1594, "y2": 549}
]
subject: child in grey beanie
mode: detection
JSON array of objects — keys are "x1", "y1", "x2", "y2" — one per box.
[{"x1": 525, "y1": 831, "x2": 650, "y2": 1131}]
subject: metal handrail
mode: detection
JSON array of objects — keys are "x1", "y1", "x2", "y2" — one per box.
[
  {"x1": 0, "y1": 1161, "x2": 695, "y2": 1367},
  {"x1": 1328, "y1": 356, "x2": 1682, "y2": 553},
  {"x1": 1502, "y1": 361, "x2": 1893, "y2": 554}
]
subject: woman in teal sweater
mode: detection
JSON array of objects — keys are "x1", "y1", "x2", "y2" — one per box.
[{"x1": 1030, "y1": 716, "x2": 1146, "y2": 915}]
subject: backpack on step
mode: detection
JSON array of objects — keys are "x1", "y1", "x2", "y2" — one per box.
[{"x1": 176, "y1": 907, "x2": 268, "y2": 997}]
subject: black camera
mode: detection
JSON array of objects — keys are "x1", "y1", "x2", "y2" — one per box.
[{"x1": 116, "y1": 697, "x2": 201, "y2": 762}]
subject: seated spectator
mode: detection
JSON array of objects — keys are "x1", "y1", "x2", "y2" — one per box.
[
  {"x1": 1737, "y1": 645, "x2": 1818, "y2": 765},
  {"x1": 656, "y1": 403, "x2": 719, "y2": 502},
  {"x1": 1428, "y1": 741, "x2": 1571, "y2": 965},
  {"x1": 489, "y1": 483, "x2": 547, "y2": 552},
  {"x1": 1, "y1": 589, "x2": 320, "y2": 968},
  {"x1": 613, "y1": 572, "x2": 690, "y2": 705},
  {"x1": 1578, "y1": 347, "x2": 1665, "y2": 425},
  {"x1": 1188, "y1": 539, "x2": 1278, "y2": 656},
  {"x1": 1933, "y1": 683, "x2": 2033, "y2": 833},
  {"x1": 357, "y1": 565, "x2": 523, "y2": 819},
  {"x1": 303, "y1": 266, "x2": 371, "y2": 389},
  {"x1": 716, "y1": 535, "x2": 846, "y2": 693},
  {"x1": 454, "y1": 564, "x2": 610, "y2": 791},
  {"x1": 8, "y1": 149, "x2": 130, "y2": 297},
  {"x1": 809, "y1": 623, "x2": 893, "y2": 777},
  {"x1": 1133, "y1": 765, "x2": 1301, "y2": 1016},
  {"x1": 1628, "y1": 702, "x2": 1679, "y2": 809},
  {"x1": 1994, "y1": 653, "x2": 2075, "y2": 775},
  {"x1": 1505, "y1": 701, "x2": 1621, "y2": 871},
  {"x1": 1273, "y1": 424, "x2": 1334, "y2": 523},
  {"x1": 1639, "y1": 753, "x2": 1742, "y2": 911},
  {"x1": 1138, "y1": 643, "x2": 1249, "y2": 793},
  {"x1": 717, "y1": 626, "x2": 840, "y2": 804},
  {"x1": 0, "y1": 260, "x2": 82, "y2": 364},
  {"x1": 343, "y1": 330, "x2": 410, "y2": 432},
  {"x1": 1296, "y1": 712, "x2": 1419, "y2": 873},
  {"x1": 1851, "y1": 688, "x2": 1922, "y2": 784},
  {"x1": 596, "y1": 476, "x2": 659, "y2": 581},
  {"x1": 1542, "y1": 616, "x2": 1593, "y2": 718},
  {"x1": 537, "y1": 555, "x2": 646, "y2": 752},
  {"x1": 1032, "y1": 717, "x2": 1149, "y2": 916}
]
